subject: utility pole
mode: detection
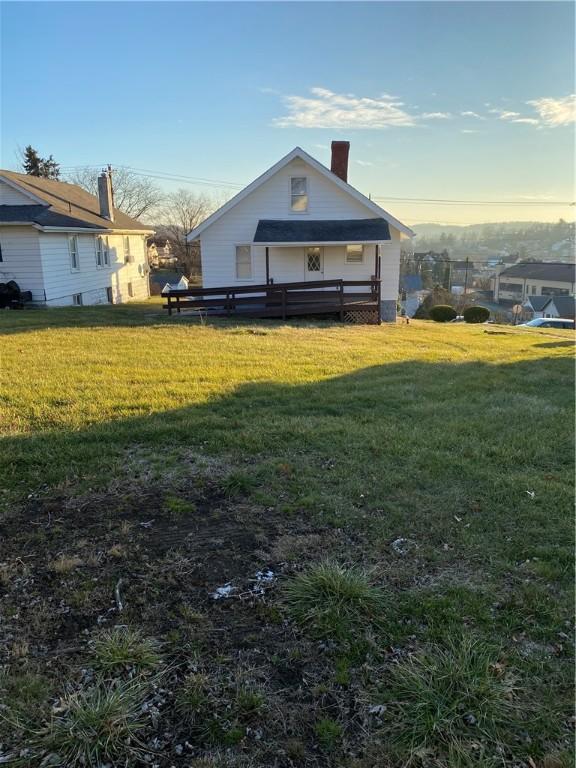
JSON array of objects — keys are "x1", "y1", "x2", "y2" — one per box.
[{"x1": 463, "y1": 257, "x2": 470, "y2": 295}]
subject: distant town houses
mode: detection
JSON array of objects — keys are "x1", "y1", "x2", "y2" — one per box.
[
  {"x1": 492, "y1": 261, "x2": 575, "y2": 305},
  {"x1": 147, "y1": 237, "x2": 176, "y2": 267}
]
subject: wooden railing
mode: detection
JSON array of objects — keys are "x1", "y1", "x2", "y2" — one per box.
[{"x1": 163, "y1": 278, "x2": 382, "y2": 323}]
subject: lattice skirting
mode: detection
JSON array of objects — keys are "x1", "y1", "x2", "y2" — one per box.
[{"x1": 344, "y1": 309, "x2": 380, "y2": 324}]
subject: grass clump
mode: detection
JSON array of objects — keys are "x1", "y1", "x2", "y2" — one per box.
[
  {"x1": 92, "y1": 627, "x2": 161, "y2": 672},
  {"x1": 176, "y1": 672, "x2": 210, "y2": 721},
  {"x1": 39, "y1": 679, "x2": 149, "y2": 766},
  {"x1": 283, "y1": 562, "x2": 386, "y2": 641},
  {"x1": 378, "y1": 637, "x2": 519, "y2": 764},
  {"x1": 0, "y1": 671, "x2": 53, "y2": 741},
  {"x1": 314, "y1": 717, "x2": 342, "y2": 752}
]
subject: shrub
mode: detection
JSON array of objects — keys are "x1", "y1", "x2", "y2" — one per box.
[
  {"x1": 92, "y1": 627, "x2": 161, "y2": 672},
  {"x1": 429, "y1": 304, "x2": 458, "y2": 323},
  {"x1": 463, "y1": 305, "x2": 490, "y2": 324},
  {"x1": 377, "y1": 637, "x2": 518, "y2": 763},
  {"x1": 283, "y1": 562, "x2": 386, "y2": 641}
]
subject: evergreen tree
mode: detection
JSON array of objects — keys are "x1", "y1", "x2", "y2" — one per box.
[
  {"x1": 21, "y1": 146, "x2": 60, "y2": 179},
  {"x1": 22, "y1": 145, "x2": 42, "y2": 176}
]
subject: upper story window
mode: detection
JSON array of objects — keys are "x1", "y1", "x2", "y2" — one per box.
[
  {"x1": 68, "y1": 235, "x2": 79, "y2": 270},
  {"x1": 345, "y1": 245, "x2": 364, "y2": 264},
  {"x1": 123, "y1": 236, "x2": 132, "y2": 263},
  {"x1": 290, "y1": 177, "x2": 308, "y2": 212},
  {"x1": 235, "y1": 245, "x2": 252, "y2": 280}
]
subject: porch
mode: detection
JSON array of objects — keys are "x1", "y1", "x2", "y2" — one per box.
[{"x1": 163, "y1": 277, "x2": 382, "y2": 324}]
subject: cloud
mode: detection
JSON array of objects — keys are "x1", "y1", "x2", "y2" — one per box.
[
  {"x1": 272, "y1": 87, "x2": 417, "y2": 129},
  {"x1": 461, "y1": 111, "x2": 483, "y2": 119},
  {"x1": 527, "y1": 95, "x2": 575, "y2": 126},
  {"x1": 490, "y1": 108, "x2": 540, "y2": 126},
  {"x1": 356, "y1": 159, "x2": 374, "y2": 167},
  {"x1": 461, "y1": 129, "x2": 479, "y2": 134},
  {"x1": 421, "y1": 111, "x2": 452, "y2": 119}
]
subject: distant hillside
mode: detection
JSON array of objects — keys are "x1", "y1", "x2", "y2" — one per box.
[{"x1": 410, "y1": 220, "x2": 575, "y2": 261}]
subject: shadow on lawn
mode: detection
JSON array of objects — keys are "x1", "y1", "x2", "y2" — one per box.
[{"x1": 1, "y1": 355, "x2": 573, "y2": 506}]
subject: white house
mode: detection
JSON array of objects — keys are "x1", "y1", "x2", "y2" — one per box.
[
  {"x1": 186, "y1": 142, "x2": 413, "y2": 321},
  {"x1": 0, "y1": 170, "x2": 154, "y2": 306},
  {"x1": 492, "y1": 261, "x2": 575, "y2": 305}
]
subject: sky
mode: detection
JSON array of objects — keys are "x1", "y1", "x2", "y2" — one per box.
[{"x1": 1, "y1": 1, "x2": 574, "y2": 226}]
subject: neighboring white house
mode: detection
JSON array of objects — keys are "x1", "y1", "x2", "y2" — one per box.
[
  {"x1": 0, "y1": 170, "x2": 154, "y2": 306},
  {"x1": 186, "y1": 142, "x2": 413, "y2": 321}
]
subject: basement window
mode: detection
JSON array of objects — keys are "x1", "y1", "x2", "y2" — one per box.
[
  {"x1": 0, "y1": 241, "x2": 3, "y2": 262},
  {"x1": 290, "y1": 177, "x2": 308, "y2": 212},
  {"x1": 127, "y1": 282, "x2": 134, "y2": 298},
  {"x1": 235, "y1": 245, "x2": 252, "y2": 280},
  {"x1": 72, "y1": 293, "x2": 82, "y2": 306},
  {"x1": 345, "y1": 245, "x2": 364, "y2": 264}
]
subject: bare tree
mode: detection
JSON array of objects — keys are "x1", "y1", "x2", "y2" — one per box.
[
  {"x1": 157, "y1": 189, "x2": 218, "y2": 277},
  {"x1": 67, "y1": 168, "x2": 164, "y2": 220}
]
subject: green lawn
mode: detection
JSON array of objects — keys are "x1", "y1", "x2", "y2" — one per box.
[{"x1": 0, "y1": 302, "x2": 573, "y2": 767}]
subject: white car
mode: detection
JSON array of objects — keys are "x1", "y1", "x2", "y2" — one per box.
[{"x1": 520, "y1": 317, "x2": 574, "y2": 330}]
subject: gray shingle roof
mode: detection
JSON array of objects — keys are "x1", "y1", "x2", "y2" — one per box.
[
  {"x1": 523, "y1": 295, "x2": 551, "y2": 312},
  {"x1": 0, "y1": 170, "x2": 153, "y2": 232},
  {"x1": 547, "y1": 295, "x2": 575, "y2": 317},
  {"x1": 253, "y1": 218, "x2": 390, "y2": 243},
  {"x1": 500, "y1": 261, "x2": 575, "y2": 283}
]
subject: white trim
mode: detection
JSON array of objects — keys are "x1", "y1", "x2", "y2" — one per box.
[
  {"x1": 186, "y1": 146, "x2": 414, "y2": 241},
  {"x1": 0, "y1": 174, "x2": 49, "y2": 205}
]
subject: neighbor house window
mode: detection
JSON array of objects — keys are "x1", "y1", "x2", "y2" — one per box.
[
  {"x1": 290, "y1": 177, "x2": 308, "y2": 212},
  {"x1": 68, "y1": 235, "x2": 79, "y2": 270},
  {"x1": 235, "y1": 245, "x2": 252, "y2": 280},
  {"x1": 106, "y1": 286, "x2": 113, "y2": 303},
  {"x1": 0, "y1": 241, "x2": 3, "y2": 262},
  {"x1": 345, "y1": 245, "x2": 364, "y2": 264},
  {"x1": 72, "y1": 293, "x2": 82, "y2": 306},
  {"x1": 542, "y1": 287, "x2": 569, "y2": 296},
  {"x1": 127, "y1": 282, "x2": 134, "y2": 297},
  {"x1": 96, "y1": 235, "x2": 109, "y2": 267},
  {"x1": 123, "y1": 236, "x2": 132, "y2": 263}
]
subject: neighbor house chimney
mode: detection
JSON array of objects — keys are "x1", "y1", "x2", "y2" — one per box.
[
  {"x1": 330, "y1": 141, "x2": 350, "y2": 183},
  {"x1": 97, "y1": 170, "x2": 114, "y2": 221}
]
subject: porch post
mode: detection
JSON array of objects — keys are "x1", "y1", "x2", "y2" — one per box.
[{"x1": 265, "y1": 247, "x2": 270, "y2": 284}]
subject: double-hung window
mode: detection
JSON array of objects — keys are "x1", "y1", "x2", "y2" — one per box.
[
  {"x1": 96, "y1": 235, "x2": 110, "y2": 267},
  {"x1": 345, "y1": 245, "x2": 364, "y2": 264},
  {"x1": 68, "y1": 235, "x2": 79, "y2": 270},
  {"x1": 235, "y1": 245, "x2": 252, "y2": 280},
  {"x1": 123, "y1": 236, "x2": 132, "y2": 263},
  {"x1": 290, "y1": 177, "x2": 308, "y2": 212}
]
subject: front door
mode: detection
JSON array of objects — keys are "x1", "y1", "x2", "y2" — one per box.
[{"x1": 305, "y1": 247, "x2": 324, "y2": 281}]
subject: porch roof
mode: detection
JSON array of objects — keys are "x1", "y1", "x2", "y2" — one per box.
[{"x1": 253, "y1": 218, "x2": 390, "y2": 245}]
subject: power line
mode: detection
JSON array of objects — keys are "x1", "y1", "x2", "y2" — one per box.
[{"x1": 59, "y1": 163, "x2": 575, "y2": 205}]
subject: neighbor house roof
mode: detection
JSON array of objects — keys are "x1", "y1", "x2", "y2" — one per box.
[
  {"x1": 187, "y1": 147, "x2": 414, "y2": 242},
  {"x1": 0, "y1": 170, "x2": 153, "y2": 232},
  {"x1": 523, "y1": 295, "x2": 551, "y2": 312},
  {"x1": 400, "y1": 274, "x2": 423, "y2": 293},
  {"x1": 547, "y1": 295, "x2": 576, "y2": 317},
  {"x1": 253, "y1": 218, "x2": 390, "y2": 244},
  {"x1": 499, "y1": 261, "x2": 575, "y2": 283}
]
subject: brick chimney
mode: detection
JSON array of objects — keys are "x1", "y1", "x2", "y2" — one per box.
[
  {"x1": 330, "y1": 141, "x2": 350, "y2": 182},
  {"x1": 97, "y1": 170, "x2": 114, "y2": 221}
]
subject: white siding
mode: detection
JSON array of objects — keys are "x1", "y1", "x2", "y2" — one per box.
[
  {"x1": 0, "y1": 226, "x2": 46, "y2": 300},
  {"x1": 199, "y1": 157, "x2": 402, "y2": 299},
  {"x1": 38, "y1": 232, "x2": 150, "y2": 306},
  {"x1": 0, "y1": 179, "x2": 37, "y2": 205}
]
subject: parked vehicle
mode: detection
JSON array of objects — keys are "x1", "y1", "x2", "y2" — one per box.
[{"x1": 519, "y1": 317, "x2": 574, "y2": 330}]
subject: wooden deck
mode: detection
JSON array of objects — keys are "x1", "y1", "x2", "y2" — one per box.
[{"x1": 163, "y1": 278, "x2": 382, "y2": 324}]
